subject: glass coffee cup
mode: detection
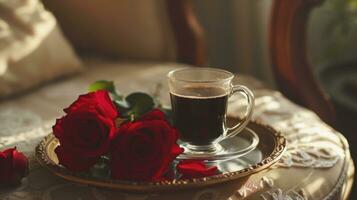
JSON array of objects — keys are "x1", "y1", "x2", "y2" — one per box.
[{"x1": 168, "y1": 68, "x2": 254, "y2": 154}]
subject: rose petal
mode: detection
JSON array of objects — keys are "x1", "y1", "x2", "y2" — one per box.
[
  {"x1": 171, "y1": 145, "x2": 184, "y2": 158},
  {"x1": 111, "y1": 117, "x2": 183, "y2": 181},
  {"x1": 177, "y1": 160, "x2": 218, "y2": 179},
  {"x1": 55, "y1": 146, "x2": 98, "y2": 172},
  {"x1": 54, "y1": 111, "x2": 116, "y2": 158},
  {"x1": 64, "y1": 90, "x2": 118, "y2": 119},
  {"x1": 140, "y1": 109, "x2": 166, "y2": 121},
  {"x1": 0, "y1": 148, "x2": 29, "y2": 186},
  {"x1": 11, "y1": 149, "x2": 29, "y2": 177},
  {"x1": 0, "y1": 149, "x2": 13, "y2": 183},
  {"x1": 52, "y1": 118, "x2": 65, "y2": 139},
  {"x1": 95, "y1": 90, "x2": 118, "y2": 119}
]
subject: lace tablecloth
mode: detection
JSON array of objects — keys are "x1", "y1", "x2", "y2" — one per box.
[{"x1": 0, "y1": 60, "x2": 354, "y2": 200}]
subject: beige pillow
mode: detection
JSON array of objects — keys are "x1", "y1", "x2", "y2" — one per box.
[
  {"x1": 43, "y1": 0, "x2": 176, "y2": 61},
  {"x1": 0, "y1": 0, "x2": 82, "y2": 98}
]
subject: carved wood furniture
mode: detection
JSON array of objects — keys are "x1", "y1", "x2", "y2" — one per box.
[
  {"x1": 167, "y1": 0, "x2": 207, "y2": 66},
  {"x1": 269, "y1": 0, "x2": 336, "y2": 125}
]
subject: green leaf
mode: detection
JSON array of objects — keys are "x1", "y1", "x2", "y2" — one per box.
[
  {"x1": 125, "y1": 92, "x2": 155, "y2": 118},
  {"x1": 114, "y1": 99, "x2": 130, "y2": 109},
  {"x1": 89, "y1": 80, "x2": 123, "y2": 101},
  {"x1": 88, "y1": 80, "x2": 116, "y2": 93},
  {"x1": 114, "y1": 99, "x2": 130, "y2": 115}
]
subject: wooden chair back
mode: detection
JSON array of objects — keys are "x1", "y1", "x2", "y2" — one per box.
[
  {"x1": 167, "y1": 1, "x2": 207, "y2": 66},
  {"x1": 269, "y1": 0, "x2": 336, "y2": 125}
]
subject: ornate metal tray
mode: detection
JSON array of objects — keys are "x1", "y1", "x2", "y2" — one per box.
[{"x1": 35, "y1": 119, "x2": 286, "y2": 192}]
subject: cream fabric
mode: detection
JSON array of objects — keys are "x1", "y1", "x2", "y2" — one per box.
[
  {"x1": 43, "y1": 0, "x2": 177, "y2": 61},
  {"x1": 0, "y1": 0, "x2": 82, "y2": 98},
  {"x1": 0, "y1": 0, "x2": 55, "y2": 74},
  {"x1": 0, "y1": 59, "x2": 353, "y2": 200}
]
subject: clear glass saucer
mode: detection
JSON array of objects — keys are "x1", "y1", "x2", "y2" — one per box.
[{"x1": 176, "y1": 127, "x2": 259, "y2": 161}]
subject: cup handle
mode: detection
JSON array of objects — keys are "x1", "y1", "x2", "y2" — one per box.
[{"x1": 223, "y1": 85, "x2": 254, "y2": 140}]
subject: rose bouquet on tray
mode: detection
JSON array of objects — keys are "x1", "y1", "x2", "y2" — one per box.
[{"x1": 52, "y1": 80, "x2": 217, "y2": 181}]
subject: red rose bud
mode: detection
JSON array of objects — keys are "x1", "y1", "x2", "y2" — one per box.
[
  {"x1": 111, "y1": 109, "x2": 184, "y2": 181},
  {"x1": 177, "y1": 160, "x2": 218, "y2": 179},
  {"x1": 53, "y1": 90, "x2": 118, "y2": 172},
  {"x1": 0, "y1": 148, "x2": 29, "y2": 186}
]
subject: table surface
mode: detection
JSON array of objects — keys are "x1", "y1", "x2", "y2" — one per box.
[{"x1": 0, "y1": 60, "x2": 354, "y2": 200}]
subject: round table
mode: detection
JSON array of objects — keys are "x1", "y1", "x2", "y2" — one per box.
[{"x1": 0, "y1": 61, "x2": 354, "y2": 200}]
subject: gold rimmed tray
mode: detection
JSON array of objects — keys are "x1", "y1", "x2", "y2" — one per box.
[{"x1": 35, "y1": 119, "x2": 286, "y2": 192}]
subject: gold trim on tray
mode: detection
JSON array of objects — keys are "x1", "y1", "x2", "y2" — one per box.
[{"x1": 35, "y1": 119, "x2": 286, "y2": 192}]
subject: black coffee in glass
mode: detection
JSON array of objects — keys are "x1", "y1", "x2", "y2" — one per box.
[
  {"x1": 168, "y1": 67, "x2": 255, "y2": 153},
  {"x1": 170, "y1": 86, "x2": 228, "y2": 146}
]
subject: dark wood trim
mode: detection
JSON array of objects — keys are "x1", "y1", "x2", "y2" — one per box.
[
  {"x1": 269, "y1": 0, "x2": 336, "y2": 125},
  {"x1": 167, "y1": 0, "x2": 207, "y2": 66}
]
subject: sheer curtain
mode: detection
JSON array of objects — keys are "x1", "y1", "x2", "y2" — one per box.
[{"x1": 193, "y1": 0, "x2": 275, "y2": 87}]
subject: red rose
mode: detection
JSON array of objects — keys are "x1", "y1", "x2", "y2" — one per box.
[
  {"x1": 53, "y1": 90, "x2": 118, "y2": 172},
  {"x1": 111, "y1": 109, "x2": 183, "y2": 181},
  {"x1": 177, "y1": 160, "x2": 218, "y2": 179},
  {"x1": 0, "y1": 148, "x2": 29, "y2": 186}
]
